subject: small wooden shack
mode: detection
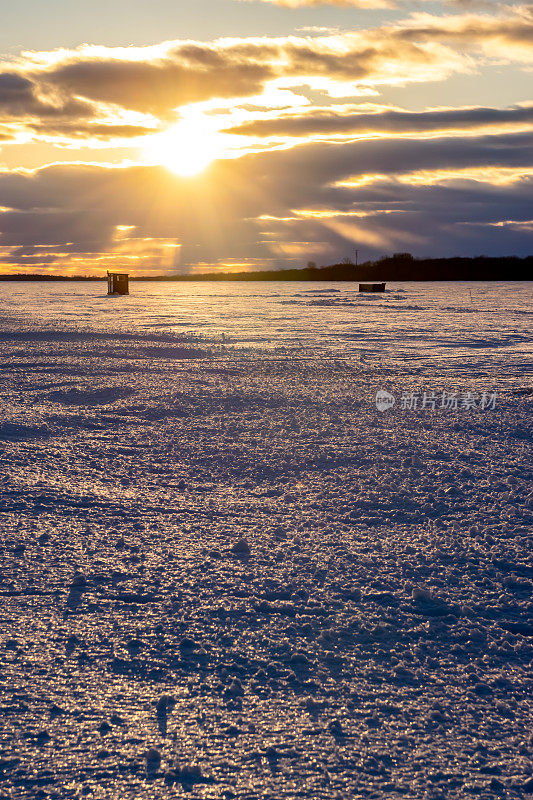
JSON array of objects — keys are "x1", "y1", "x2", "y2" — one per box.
[
  {"x1": 359, "y1": 282, "x2": 385, "y2": 293},
  {"x1": 107, "y1": 271, "x2": 129, "y2": 295}
]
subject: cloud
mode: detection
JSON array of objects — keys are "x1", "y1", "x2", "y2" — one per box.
[
  {"x1": 1, "y1": 28, "x2": 469, "y2": 123},
  {"x1": 1, "y1": 6, "x2": 531, "y2": 270},
  {"x1": 224, "y1": 102, "x2": 533, "y2": 138},
  {"x1": 0, "y1": 68, "x2": 161, "y2": 146},
  {"x1": 43, "y1": 53, "x2": 274, "y2": 115},
  {"x1": 395, "y1": 5, "x2": 533, "y2": 62},
  {"x1": 0, "y1": 127, "x2": 531, "y2": 272},
  {"x1": 0, "y1": 128, "x2": 16, "y2": 143},
  {"x1": 26, "y1": 121, "x2": 161, "y2": 141},
  {"x1": 0, "y1": 71, "x2": 94, "y2": 119},
  {"x1": 229, "y1": 130, "x2": 533, "y2": 209},
  {"x1": 0, "y1": 4, "x2": 529, "y2": 151}
]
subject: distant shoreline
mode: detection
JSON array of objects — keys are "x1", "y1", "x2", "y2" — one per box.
[{"x1": 0, "y1": 255, "x2": 531, "y2": 282}]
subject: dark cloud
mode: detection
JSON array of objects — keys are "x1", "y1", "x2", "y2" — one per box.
[
  {"x1": 225, "y1": 131, "x2": 533, "y2": 210},
  {"x1": 0, "y1": 0, "x2": 528, "y2": 150},
  {"x1": 6, "y1": 30, "x2": 465, "y2": 119},
  {"x1": 0, "y1": 72, "x2": 34, "y2": 108},
  {"x1": 0, "y1": 208, "x2": 113, "y2": 250},
  {"x1": 1, "y1": 6, "x2": 529, "y2": 130},
  {"x1": 0, "y1": 69, "x2": 158, "y2": 142},
  {"x1": 44, "y1": 55, "x2": 274, "y2": 115},
  {"x1": 0, "y1": 128, "x2": 531, "y2": 271},
  {"x1": 0, "y1": 71, "x2": 94, "y2": 119},
  {"x1": 0, "y1": 9, "x2": 531, "y2": 270},
  {"x1": 225, "y1": 103, "x2": 533, "y2": 137},
  {"x1": 26, "y1": 121, "x2": 160, "y2": 140}
]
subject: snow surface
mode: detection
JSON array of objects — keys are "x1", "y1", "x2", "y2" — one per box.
[{"x1": 0, "y1": 281, "x2": 532, "y2": 799}]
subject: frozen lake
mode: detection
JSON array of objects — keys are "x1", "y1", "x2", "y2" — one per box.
[
  {"x1": 0, "y1": 280, "x2": 531, "y2": 376},
  {"x1": 0, "y1": 279, "x2": 532, "y2": 799}
]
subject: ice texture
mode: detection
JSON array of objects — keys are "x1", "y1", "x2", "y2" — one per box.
[{"x1": 0, "y1": 280, "x2": 531, "y2": 799}]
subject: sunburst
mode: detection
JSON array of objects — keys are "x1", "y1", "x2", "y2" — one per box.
[{"x1": 142, "y1": 117, "x2": 228, "y2": 176}]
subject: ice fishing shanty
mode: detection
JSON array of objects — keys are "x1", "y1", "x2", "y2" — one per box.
[
  {"x1": 359, "y1": 282, "x2": 386, "y2": 293},
  {"x1": 107, "y1": 271, "x2": 129, "y2": 295}
]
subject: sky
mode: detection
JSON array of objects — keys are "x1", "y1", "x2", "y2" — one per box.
[{"x1": 0, "y1": 0, "x2": 532, "y2": 274}]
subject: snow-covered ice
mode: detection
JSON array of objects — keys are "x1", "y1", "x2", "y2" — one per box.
[{"x1": 0, "y1": 281, "x2": 531, "y2": 799}]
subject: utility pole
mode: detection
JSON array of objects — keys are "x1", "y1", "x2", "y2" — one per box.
[{"x1": 355, "y1": 249, "x2": 358, "y2": 266}]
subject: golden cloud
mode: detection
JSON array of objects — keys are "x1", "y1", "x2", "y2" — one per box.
[
  {"x1": 0, "y1": 127, "x2": 532, "y2": 274},
  {"x1": 0, "y1": 6, "x2": 530, "y2": 158}
]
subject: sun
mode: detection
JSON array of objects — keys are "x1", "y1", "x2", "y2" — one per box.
[{"x1": 142, "y1": 118, "x2": 226, "y2": 177}]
